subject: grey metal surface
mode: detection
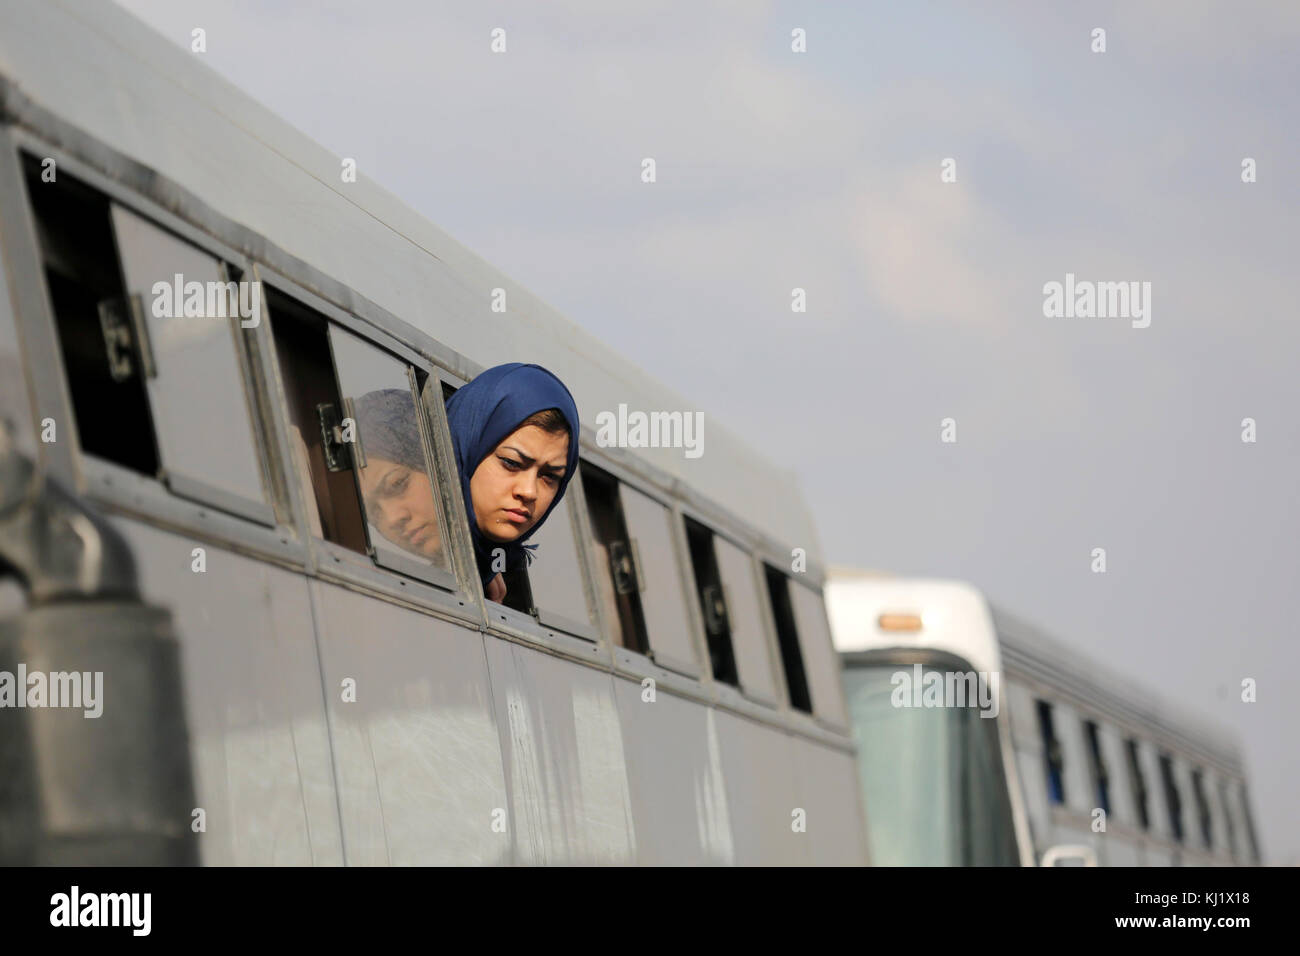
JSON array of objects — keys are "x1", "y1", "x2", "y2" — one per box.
[
  {"x1": 115, "y1": 517, "x2": 341, "y2": 865},
  {"x1": 310, "y1": 578, "x2": 508, "y2": 865},
  {"x1": 484, "y1": 636, "x2": 636, "y2": 864}
]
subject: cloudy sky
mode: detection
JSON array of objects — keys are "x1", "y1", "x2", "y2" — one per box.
[{"x1": 114, "y1": 0, "x2": 1299, "y2": 863}]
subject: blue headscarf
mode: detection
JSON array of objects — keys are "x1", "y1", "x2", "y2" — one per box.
[{"x1": 444, "y1": 363, "x2": 581, "y2": 591}]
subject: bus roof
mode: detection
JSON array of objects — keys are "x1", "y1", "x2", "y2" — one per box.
[{"x1": 0, "y1": 0, "x2": 822, "y2": 561}]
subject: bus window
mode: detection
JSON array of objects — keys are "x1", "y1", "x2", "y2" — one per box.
[
  {"x1": 108, "y1": 204, "x2": 270, "y2": 519},
  {"x1": 1036, "y1": 700, "x2": 1065, "y2": 804},
  {"x1": 1083, "y1": 719, "x2": 1110, "y2": 815},
  {"x1": 682, "y1": 517, "x2": 738, "y2": 686},
  {"x1": 787, "y1": 579, "x2": 849, "y2": 727},
  {"x1": 1125, "y1": 738, "x2": 1150, "y2": 830},
  {"x1": 523, "y1": 492, "x2": 599, "y2": 639},
  {"x1": 264, "y1": 287, "x2": 367, "y2": 553},
  {"x1": 763, "y1": 566, "x2": 811, "y2": 713},
  {"x1": 1218, "y1": 777, "x2": 1237, "y2": 858},
  {"x1": 1158, "y1": 752, "x2": 1183, "y2": 843},
  {"x1": 1190, "y1": 768, "x2": 1213, "y2": 850},
  {"x1": 326, "y1": 326, "x2": 453, "y2": 585},
  {"x1": 616, "y1": 482, "x2": 698, "y2": 675},
  {"x1": 581, "y1": 465, "x2": 646, "y2": 653},
  {"x1": 22, "y1": 156, "x2": 158, "y2": 477}
]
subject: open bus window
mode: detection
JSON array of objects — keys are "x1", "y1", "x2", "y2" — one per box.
[
  {"x1": 580, "y1": 464, "x2": 646, "y2": 654},
  {"x1": 264, "y1": 287, "x2": 454, "y2": 589},
  {"x1": 763, "y1": 565, "x2": 811, "y2": 713},
  {"x1": 22, "y1": 156, "x2": 158, "y2": 476},
  {"x1": 1217, "y1": 778, "x2": 1237, "y2": 858},
  {"x1": 580, "y1": 463, "x2": 699, "y2": 673},
  {"x1": 521, "y1": 493, "x2": 599, "y2": 638},
  {"x1": 1158, "y1": 752, "x2": 1183, "y2": 843},
  {"x1": 684, "y1": 518, "x2": 780, "y2": 699},
  {"x1": 1083, "y1": 719, "x2": 1111, "y2": 816},
  {"x1": 327, "y1": 326, "x2": 452, "y2": 584},
  {"x1": 1190, "y1": 767, "x2": 1213, "y2": 850},
  {"x1": 1125, "y1": 738, "x2": 1151, "y2": 830},
  {"x1": 22, "y1": 157, "x2": 273, "y2": 522},
  {"x1": 1036, "y1": 700, "x2": 1065, "y2": 804},
  {"x1": 787, "y1": 578, "x2": 849, "y2": 726}
]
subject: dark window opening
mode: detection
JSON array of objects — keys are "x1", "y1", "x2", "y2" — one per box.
[
  {"x1": 1191, "y1": 768, "x2": 1213, "y2": 849},
  {"x1": 1125, "y1": 738, "x2": 1150, "y2": 830},
  {"x1": 580, "y1": 465, "x2": 647, "y2": 653},
  {"x1": 1036, "y1": 700, "x2": 1064, "y2": 805},
  {"x1": 1083, "y1": 720, "x2": 1110, "y2": 815},
  {"x1": 264, "y1": 287, "x2": 367, "y2": 552},
  {"x1": 764, "y1": 565, "x2": 810, "y2": 713},
  {"x1": 1240, "y1": 784, "x2": 1260, "y2": 863},
  {"x1": 1218, "y1": 779, "x2": 1237, "y2": 858},
  {"x1": 498, "y1": 562, "x2": 534, "y2": 615},
  {"x1": 22, "y1": 154, "x2": 159, "y2": 475},
  {"x1": 1159, "y1": 753, "x2": 1183, "y2": 843},
  {"x1": 683, "y1": 517, "x2": 738, "y2": 686}
]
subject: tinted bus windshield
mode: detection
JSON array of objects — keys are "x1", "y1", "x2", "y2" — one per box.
[{"x1": 843, "y1": 661, "x2": 1020, "y2": 865}]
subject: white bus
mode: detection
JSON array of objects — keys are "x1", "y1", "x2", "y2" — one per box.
[
  {"x1": 0, "y1": 0, "x2": 866, "y2": 865},
  {"x1": 826, "y1": 569, "x2": 1261, "y2": 866}
]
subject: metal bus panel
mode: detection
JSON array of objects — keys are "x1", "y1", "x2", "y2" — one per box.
[
  {"x1": 791, "y1": 739, "x2": 869, "y2": 867},
  {"x1": 712, "y1": 708, "x2": 808, "y2": 865},
  {"x1": 483, "y1": 637, "x2": 636, "y2": 865},
  {"x1": 110, "y1": 518, "x2": 341, "y2": 866},
  {"x1": 309, "y1": 580, "x2": 509, "y2": 866},
  {"x1": 612, "y1": 675, "x2": 734, "y2": 865}
]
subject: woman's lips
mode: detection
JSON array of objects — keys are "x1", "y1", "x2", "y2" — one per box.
[
  {"x1": 504, "y1": 509, "x2": 529, "y2": 524},
  {"x1": 406, "y1": 524, "x2": 432, "y2": 546}
]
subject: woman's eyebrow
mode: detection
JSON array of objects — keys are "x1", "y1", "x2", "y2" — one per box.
[{"x1": 502, "y1": 445, "x2": 566, "y2": 471}]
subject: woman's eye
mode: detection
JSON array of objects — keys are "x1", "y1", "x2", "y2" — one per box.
[
  {"x1": 500, "y1": 457, "x2": 521, "y2": 470},
  {"x1": 543, "y1": 473, "x2": 559, "y2": 484}
]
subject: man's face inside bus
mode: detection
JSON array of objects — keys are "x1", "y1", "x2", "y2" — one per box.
[
  {"x1": 359, "y1": 458, "x2": 444, "y2": 559},
  {"x1": 470, "y1": 425, "x2": 569, "y2": 543}
]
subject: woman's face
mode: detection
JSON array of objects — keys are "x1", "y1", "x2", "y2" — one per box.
[
  {"x1": 358, "y1": 458, "x2": 444, "y2": 559},
  {"x1": 470, "y1": 425, "x2": 570, "y2": 543}
]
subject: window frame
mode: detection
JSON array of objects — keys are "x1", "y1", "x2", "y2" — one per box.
[
  {"x1": 256, "y1": 265, "x2": 473, "y2": 609},
  {"x1": 3, "y1": 128, "x2": 296, "y2": 542},
  {"x1": 677, "y1": 502, "x2": 782, "y2": 709}
]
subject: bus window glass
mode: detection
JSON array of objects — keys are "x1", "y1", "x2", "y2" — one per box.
[
  {"x1": 1159, "y1": 753, "x2": 1183, "y2": 843},
  {"x1": 327, "y1": 326, "x2": 451, "y2": 579},
  {"x1": 1083, "y1": 719, "x2": 1110, "y2": 815},
  {"x1": 524, "y1": 493, "x2": 597, "y2": 637},
  {"x1": 581, "y1": 464, "x2": 647, "y2": 653},
  {"x1": 713, "y1": 536, "x2": 777, "y2": 701},
  {"x1": 764, "y1": 565, "x2": 810, "y2": 712},
  {"x1": 789, "y1": 579, "x2": 849, "y2": 727},
  {"x1": 1125, "y1": 738, "x2": 1150, "y2": 830},
  {"x1": 1191, "y1": 768, "x2": 1213, "y2": 850},
  {"x1": 22, "y1": 158, "x2": 159, "y2": 477},
  {"x1": 683, "y1": 517, "x2": 737, "y2": 685},
  {"x1": 843, "y1": 661, "x2": 1018, "y2": 865},
  {"x1": 264, "y1": 287, "x2": 367, "y2": 552},
  {"x1": 1037, "y1": 700, "x2": 1065, "y2": 804},
  {"x1": 110, "y1": 204, "x2": 268, "y2": 516},
  {"x1": 618, "y1": 484, "x2": 698, "y2": 676}
]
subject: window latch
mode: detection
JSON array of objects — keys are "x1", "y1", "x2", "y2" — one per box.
[
  {"x1": 609, "y1": 540, "x2": 638, "y2": 595},
  {"x1": 702, "y1": 583, "x2": 729, "y2": 635},
  {"x1": 96, "y1": 293, "x2": 153, "y2": 382},
  {"x1": 316, "y1": 402, "x2": 353, "y2": 473}
]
